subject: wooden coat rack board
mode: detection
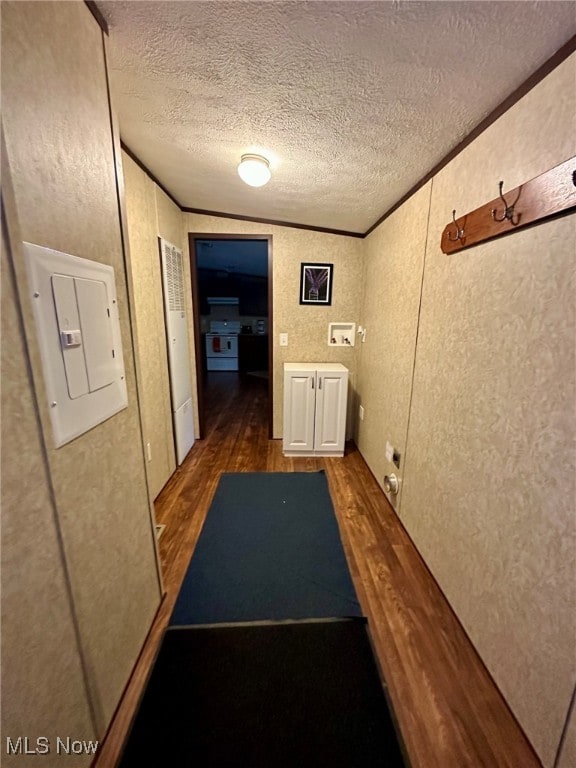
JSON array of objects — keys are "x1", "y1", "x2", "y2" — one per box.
[{"x1": 441, "y1": 156, "x2": 576, "y2": 254}]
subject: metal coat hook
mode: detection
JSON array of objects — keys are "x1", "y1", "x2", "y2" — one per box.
[
  {"x1": 491, "y1": 181, "x2": 520, "y2": 225},
  {"x1": 441, "y1": 157, "x2": 576, "y2": 254},
  {"x1": 447, "y1": 209, "x2": 465, "y2": 242}
]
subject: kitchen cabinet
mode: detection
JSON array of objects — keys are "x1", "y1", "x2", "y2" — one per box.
[
  {"x1": 239, "y1": 334, "x2": 268, "y2": 373},
  {"x1": 283, "y1": 363, "x2": 348, "y2": 457},
  {"x1": 239, "y1": 275, "x2": 268, "y2": 315},
  {"x1": 197, "y1": 269, "x2": 240, "y2": 313}
]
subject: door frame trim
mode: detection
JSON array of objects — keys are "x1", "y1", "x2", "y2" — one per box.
[{"x1": 188, "y1": 233, "x2": 273, "y2": 439}]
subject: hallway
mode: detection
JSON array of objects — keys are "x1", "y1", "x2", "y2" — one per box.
[
  {"x1": 98, "y1": 375, "x2": 542, "y2": 768},
  {"x1": 3, "y1": 5, "x2": 573, "y2": 766}
]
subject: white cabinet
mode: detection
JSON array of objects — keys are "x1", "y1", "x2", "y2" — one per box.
[{"x1": 283, "y1": 363, "x2": 348, "y2": 457}]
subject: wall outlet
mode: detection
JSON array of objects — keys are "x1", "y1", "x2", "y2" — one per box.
[
  {"x1": 146, "y1": 441, "x2": 152, "y2": 462},
  {"x1": 359, "y1": 405, "x2": 365, "y2": 421},
  {"x1": 279, "y1": 333, "x2": 288, "y2": 346}
]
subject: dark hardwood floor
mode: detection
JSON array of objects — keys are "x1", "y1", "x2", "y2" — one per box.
[{"x1": 94, "y1": 372, "x2": 542, "y2": 768}]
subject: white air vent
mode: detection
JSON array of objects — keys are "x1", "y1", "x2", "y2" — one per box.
[{"x1": 162, "y1": 242, "x2": 185, "y2": 314}]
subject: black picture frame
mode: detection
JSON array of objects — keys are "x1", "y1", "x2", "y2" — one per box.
[{"x1": 299, "y1": 263, "x2": 333, "y2": 306}]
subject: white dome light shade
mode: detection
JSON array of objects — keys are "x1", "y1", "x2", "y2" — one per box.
[{"x1": 238, "y1": 154, "x2": 271, "y2": 187}]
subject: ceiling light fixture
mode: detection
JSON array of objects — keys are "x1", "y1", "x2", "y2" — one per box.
[{"x1": 238, "y1": 154, "x2": 271, "y2": 187}]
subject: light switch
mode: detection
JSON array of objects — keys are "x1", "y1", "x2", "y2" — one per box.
[
  {"x1": 385, "y1": 441, "x2": 394, "y2": 462},
  {"x1": 279, "y1": 333, "x2": 288, "y2": 346}
]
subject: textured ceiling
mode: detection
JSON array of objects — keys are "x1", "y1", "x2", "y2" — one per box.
[{"x1": 100, "y1": 1, "x2": 576, "y2": 234}]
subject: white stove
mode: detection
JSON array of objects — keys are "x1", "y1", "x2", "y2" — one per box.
[{"x1": 206, "y1": 321, "x2": 241, "y2": 371}]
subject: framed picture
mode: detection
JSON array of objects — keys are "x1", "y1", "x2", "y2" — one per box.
[{"x1": 299, "y1": 263, "x2": 333, "y2": 305}]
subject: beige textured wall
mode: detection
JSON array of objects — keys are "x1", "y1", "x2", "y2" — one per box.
[
  {"x1": 1, "y1": 214, "x2": 96, "y2": 767},
  {"x1": 183, "y1": 213, "x2": 363, "y2": 437},
  {"x1": 2, "y1": 0, "x2": 161, "y2": 736},
  {"x1": 156, "y1": 185, "x2": 184, "y2": 247},
  {"x1": 558, "y1": 692, "x2": 576, "y2": 768},
  {"x1": 355, "y1": 183, "x2": 431, "y2": 504},
  {"x1": 398, "y1": 55, "x2": 576, "y2": 767},
  {"x1": 122, "y1": 152, "x2": 177, "y2": 499}
]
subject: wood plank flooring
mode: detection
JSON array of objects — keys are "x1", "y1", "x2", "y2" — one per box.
[{"x1": 94, "y1": 372, "x2": 542, "y2": 768}]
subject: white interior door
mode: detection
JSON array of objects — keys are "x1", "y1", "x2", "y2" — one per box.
[{"x1": 159, "y1": 237, "x2": 194, "y2": 463}]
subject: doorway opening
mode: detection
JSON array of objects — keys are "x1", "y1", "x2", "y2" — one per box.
[{"x1": 189, "y1": 234, "x2": 273, "y2": 439}]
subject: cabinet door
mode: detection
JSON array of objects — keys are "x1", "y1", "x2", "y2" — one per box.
[
  {"x1": 314, "y1": 372, "x2": 347, "y2": 452},
  {"x1": 283, "y1": 371, "x2": 316, "y2": 452}
]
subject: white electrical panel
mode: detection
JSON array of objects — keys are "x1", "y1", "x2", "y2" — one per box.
[{"x1": 24, "y1": 242, "x2": 128, "y2": 447}]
